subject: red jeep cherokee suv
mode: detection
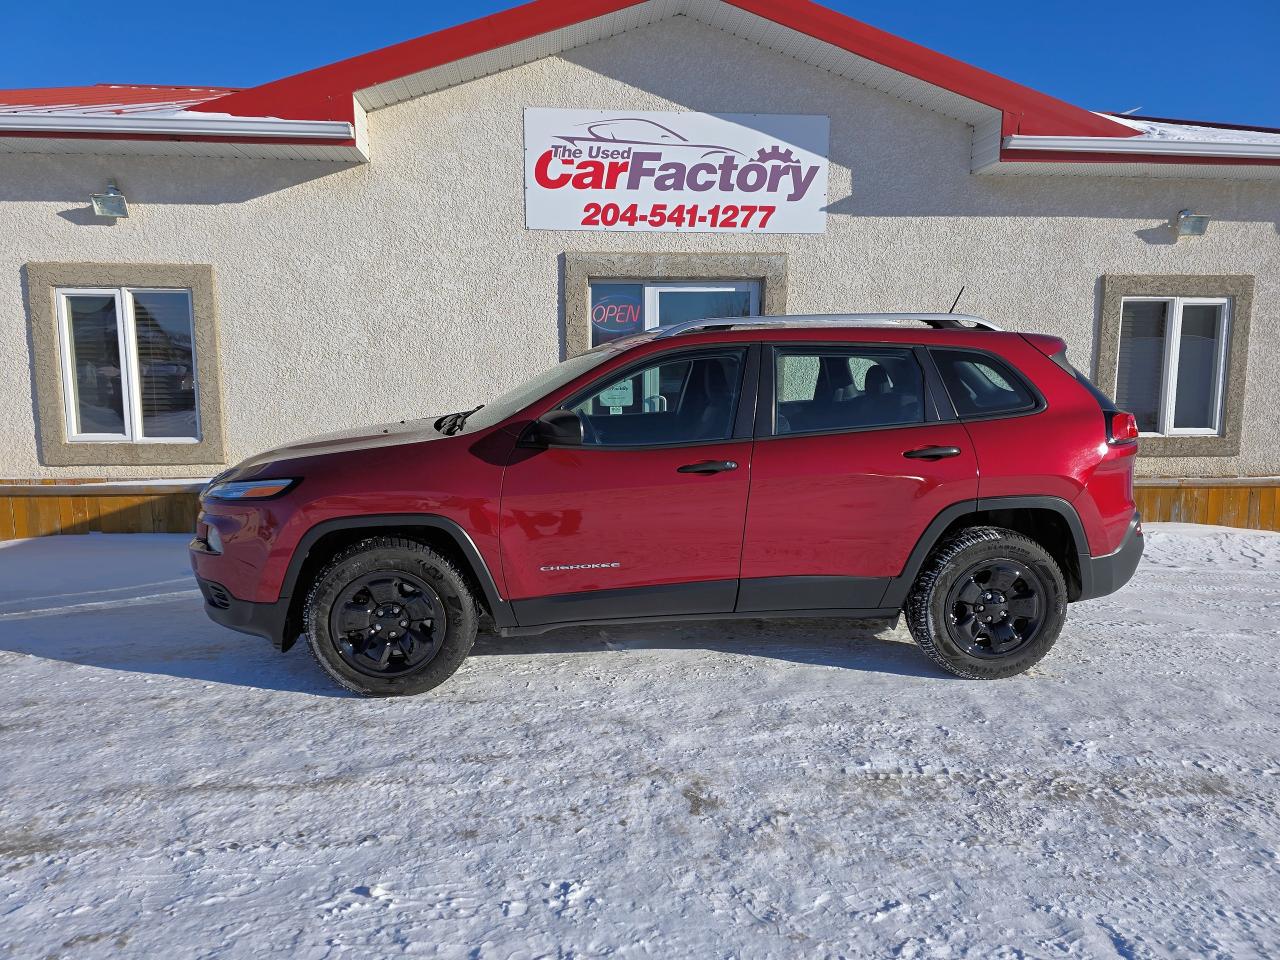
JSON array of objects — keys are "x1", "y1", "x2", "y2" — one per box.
[{"x1": 191, "y1": 315, "x2": 1143, "y2": 695}]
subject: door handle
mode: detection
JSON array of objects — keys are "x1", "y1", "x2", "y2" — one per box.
[
  {"x1": 677, "y1": 460, "x2": 739, "y2": 475},
  {"x1": 903, "y1": 445, "x2": 962, "y2": 461}
]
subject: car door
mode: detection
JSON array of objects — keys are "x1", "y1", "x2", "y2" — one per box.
[
  {"x1": 738, "y1": 342, "x2": 978, "y2": 611},
  {"x1": 500, "y1": 345, "x2": 757, "y2": 626}
]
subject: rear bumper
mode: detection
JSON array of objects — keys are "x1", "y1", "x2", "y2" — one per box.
[
  {"x1": 1076, "y1": 512, "x2": 1143, "y2": 602},
  {"x1": 196, "y1": 575, "x2": 293, "y2": 650}
]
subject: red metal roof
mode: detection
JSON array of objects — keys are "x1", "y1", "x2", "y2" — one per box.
[
  {"x1": 0, "y1": 83, "x2": 238, "y2": 116},
  {"x1": 0, "y1": 0, "x2": 1275, "y2": 169},
  {"x1": 189, "y1": 0, "x2": 1136, "y2": 139}
]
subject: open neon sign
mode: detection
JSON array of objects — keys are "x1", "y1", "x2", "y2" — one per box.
[{"x1": 591, "y1": 295, "x2": 642, "y2": 333}]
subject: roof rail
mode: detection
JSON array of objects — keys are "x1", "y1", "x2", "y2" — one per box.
[{"x1": 653, "y1": 313, "x2": 1003, "y2": 339}]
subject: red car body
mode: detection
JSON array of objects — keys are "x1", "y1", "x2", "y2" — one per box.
[{"x1": 191, "y1": 322, "x2": 1142, "y2": 649}]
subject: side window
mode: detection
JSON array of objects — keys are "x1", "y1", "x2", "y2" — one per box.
[
  {"x1": 774, "y1": 348, "x2": 925, "y2": 435},
  {"x1": 567, "y1": 351, "x2": 744, "y2": 446},
  {"x1": 931, "y1": 349, "x2": 1037, "y2": 418}
]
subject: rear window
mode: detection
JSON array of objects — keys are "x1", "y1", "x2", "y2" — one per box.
[{"x1": 931, "y1": 349, "x2": 1038, "y2": 418}]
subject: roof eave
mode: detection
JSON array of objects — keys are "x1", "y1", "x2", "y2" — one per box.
[
  {"x1": 0, "y1": 110, "x2": 367, "y2": 161},
  {"x1": 0, "y1": 112, "x2": 354, "y2": 141},
  {"x1": 1002, "y1": 133, "x2": 1280, "y2": 164}
]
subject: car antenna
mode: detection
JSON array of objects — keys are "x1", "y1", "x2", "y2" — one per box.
[{"x1": 947, "y1": 285, "x2": 965, "y2": 314}]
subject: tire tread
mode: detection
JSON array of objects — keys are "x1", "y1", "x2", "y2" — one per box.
[
  {"x1": 905, "y1": 525, "x2": 1066, "y2": 680},
  {"x1": 302, "y1": 536, "x2": 477, "y2": 696}
]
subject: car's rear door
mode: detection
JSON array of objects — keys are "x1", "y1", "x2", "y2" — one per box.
[
  {"x1": 738, "y1": 342, "x2": 977, "y2": 611},
  {"x1": 500, "y1": 345, "x2": 758, "y2": 626}
]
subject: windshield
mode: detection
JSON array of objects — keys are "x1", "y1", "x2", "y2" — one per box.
[{"x1": 454, "y1": 346, "x2": 621, "y2": 433}]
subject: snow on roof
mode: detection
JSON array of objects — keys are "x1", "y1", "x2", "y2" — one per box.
[
  {"x1": 0, "y1": 83, "x2": 237, "y2": 117},
  {"x1": 1098, "y1": 113, "x2": 1280, "y2": 146}
]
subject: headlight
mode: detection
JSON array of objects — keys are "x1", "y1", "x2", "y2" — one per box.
[{"x1": 203, "y1": 478, "x2": 298, "y2": 501}]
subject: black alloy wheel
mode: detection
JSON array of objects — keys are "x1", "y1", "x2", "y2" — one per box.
[
  {"x1": 303, "y1": 537, "x2": 479, "y2": 696},
  {"x1": 943, "y1": 559, "x2": 1045, "y2": 659},
  {"x1": 329, "y1": 571, "x2": 448, "y2": 678},
  {"x1": 904, "y1": 525, "x2": 1067, "y2": 679}
]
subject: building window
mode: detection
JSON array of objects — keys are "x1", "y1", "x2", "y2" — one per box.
[
  {"x1": 57, "y1": 287, "x2": 200, "y2": 443},
  {"x1": 1116, "y1": 297, "x2": 1230, "y2": 436},
  {"x1": 26, "y1": 262, "x2": 225, "y2": 468},
  {"x1": 589, "y1": 280, "x2": 760, "y2": 347},
  {"x1": 563, "y1": 253, "x2": 787, "y2": 357},
  {"x1": 1097, "y1": 275, "x2": 1252, "y2": 459}
]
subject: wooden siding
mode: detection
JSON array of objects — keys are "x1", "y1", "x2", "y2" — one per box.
[
  {"x1": 0, "y1": 484, "x2": 202, "y2": 541},
  {"x1": 0, "y1": 480, "x2": 1277, "y2": 543},
  {"x1": 1133, "y1": 481, "x2": 1280, "y2": 532}
]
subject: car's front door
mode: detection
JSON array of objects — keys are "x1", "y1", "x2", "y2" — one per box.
[
  {"x1": 500, "y1": 346, "x2": 757, "y2": 626},
  {"x1": 739, "y1": 343, "x2": 978, "y2": 611}
]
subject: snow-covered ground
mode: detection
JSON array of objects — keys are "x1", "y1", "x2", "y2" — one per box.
[{"x1": 1, "y1": 525, "x2": 1278, "y2": 958}]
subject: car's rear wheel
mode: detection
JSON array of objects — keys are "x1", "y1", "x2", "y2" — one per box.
[
  {"x1": 303, "y1": 537, "x2": 478, "y2": 696},
  {"x1": 905, "y1": 526, "x2": 1067, "y2": 679}
]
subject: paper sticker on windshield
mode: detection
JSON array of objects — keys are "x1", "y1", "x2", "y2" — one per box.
[{"x1": 599, "y1": 381, "x2": 633, "y2": 407}]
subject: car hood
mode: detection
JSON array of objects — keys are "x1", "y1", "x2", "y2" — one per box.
[{"x1": 228, "y1": 417, "x2": 443, "y2": 476}]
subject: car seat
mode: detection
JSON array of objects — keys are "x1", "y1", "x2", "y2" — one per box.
[{"x1": 682, "y1": 358, "x2": 735, "y2": 440}]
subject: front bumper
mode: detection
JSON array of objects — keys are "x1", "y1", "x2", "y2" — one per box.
[
  {"x1": 196, "y1": 574, "x2": 294, "y2": 651},
  {"x1": 1076, "y1": 512, "x2": 1144, "y2": 602}
]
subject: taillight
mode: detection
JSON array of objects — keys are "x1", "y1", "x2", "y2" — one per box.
[{"x1": 1107, "y1": 411, "x2": 1140, "y2": 445}]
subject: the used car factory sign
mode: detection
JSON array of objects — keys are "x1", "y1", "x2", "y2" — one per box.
[{"x1": 524, "y1": 108, "x2": 829, "y2": 233}]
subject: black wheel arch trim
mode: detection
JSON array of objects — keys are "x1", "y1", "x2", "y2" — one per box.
[
  {"x1": 280, "y1": 513, "x2": 516, "y2": 629},
  {"x1": 256, "y1": 499, "x2": 1116, "y2": 651},
  {"x1": 881, "y1": 495, "x2": 1093, "y2": 607}
]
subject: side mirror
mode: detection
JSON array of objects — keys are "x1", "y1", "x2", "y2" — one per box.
[{"x1": 526, "y1": 409, "x2": 584, "y2": 447}]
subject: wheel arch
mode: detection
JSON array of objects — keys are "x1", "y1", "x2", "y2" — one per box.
[
  {"x1": 279, "y1": 514, "x2": 515, "y2": 650},
  {"x1": 884, "y1": 496, "x2": 1090, "y2": 607}
]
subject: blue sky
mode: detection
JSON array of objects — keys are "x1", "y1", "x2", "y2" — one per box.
[{"x1": 3, "y1": 0, "x2": 1277, "y2": 126}]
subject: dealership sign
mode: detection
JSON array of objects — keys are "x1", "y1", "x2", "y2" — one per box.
[{"x1": 524, "y1": 108, "x2": 829, "y2": 233}]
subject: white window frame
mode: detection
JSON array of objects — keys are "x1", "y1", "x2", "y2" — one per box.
[
  {"x1": 642, "y1": 280, "x2": 760, "y2": 330},
  {"x1": 56, "y1": 286, "x2": 201, "y2": 444},
  {"x1": 1117, "y1": 295, "x2": 1231, "y2": 438}
]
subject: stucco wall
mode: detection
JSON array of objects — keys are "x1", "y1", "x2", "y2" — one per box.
[{"x1": 1, "y1": 16, "x2": 1277, "y2": 479}]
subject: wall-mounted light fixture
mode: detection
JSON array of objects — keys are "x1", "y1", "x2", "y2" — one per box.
[
  {"x1": 90, "y1": 182, "x2": 129, "y2": 219},
  {"x1": 1174, "y1": 209, "x2": 1210, "y2": 238}
]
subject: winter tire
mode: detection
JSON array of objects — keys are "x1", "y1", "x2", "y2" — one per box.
[
  {"x1": 303, "y1": 537, "x2": 479, "y2": 696},
  {"x1": 905, "y1": 525, "x2": 1067, "y2": 679}
]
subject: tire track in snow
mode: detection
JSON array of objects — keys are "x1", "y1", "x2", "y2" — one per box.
[
  {"x1": 0, "y1": 577, "x2": 192, "y2": 609},
  {"x1": 0, "y1": 589, "x2": 200, "y2": 621}
]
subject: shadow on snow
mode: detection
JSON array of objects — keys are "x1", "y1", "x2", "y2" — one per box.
[
  {"x1": 0, "y1": 535, "x2": 950, "y2": 693},
  {"x1": 0, "y1": 601, "x2": 948, "y2": 694}
]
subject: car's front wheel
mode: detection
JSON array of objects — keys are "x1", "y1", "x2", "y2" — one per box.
[
  {"x1": 905, "y1": 526, "x2": 1067, "y2": 679},
  {"x1": 303, "y1": 537, "x2": 478, "y2": 696}
]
